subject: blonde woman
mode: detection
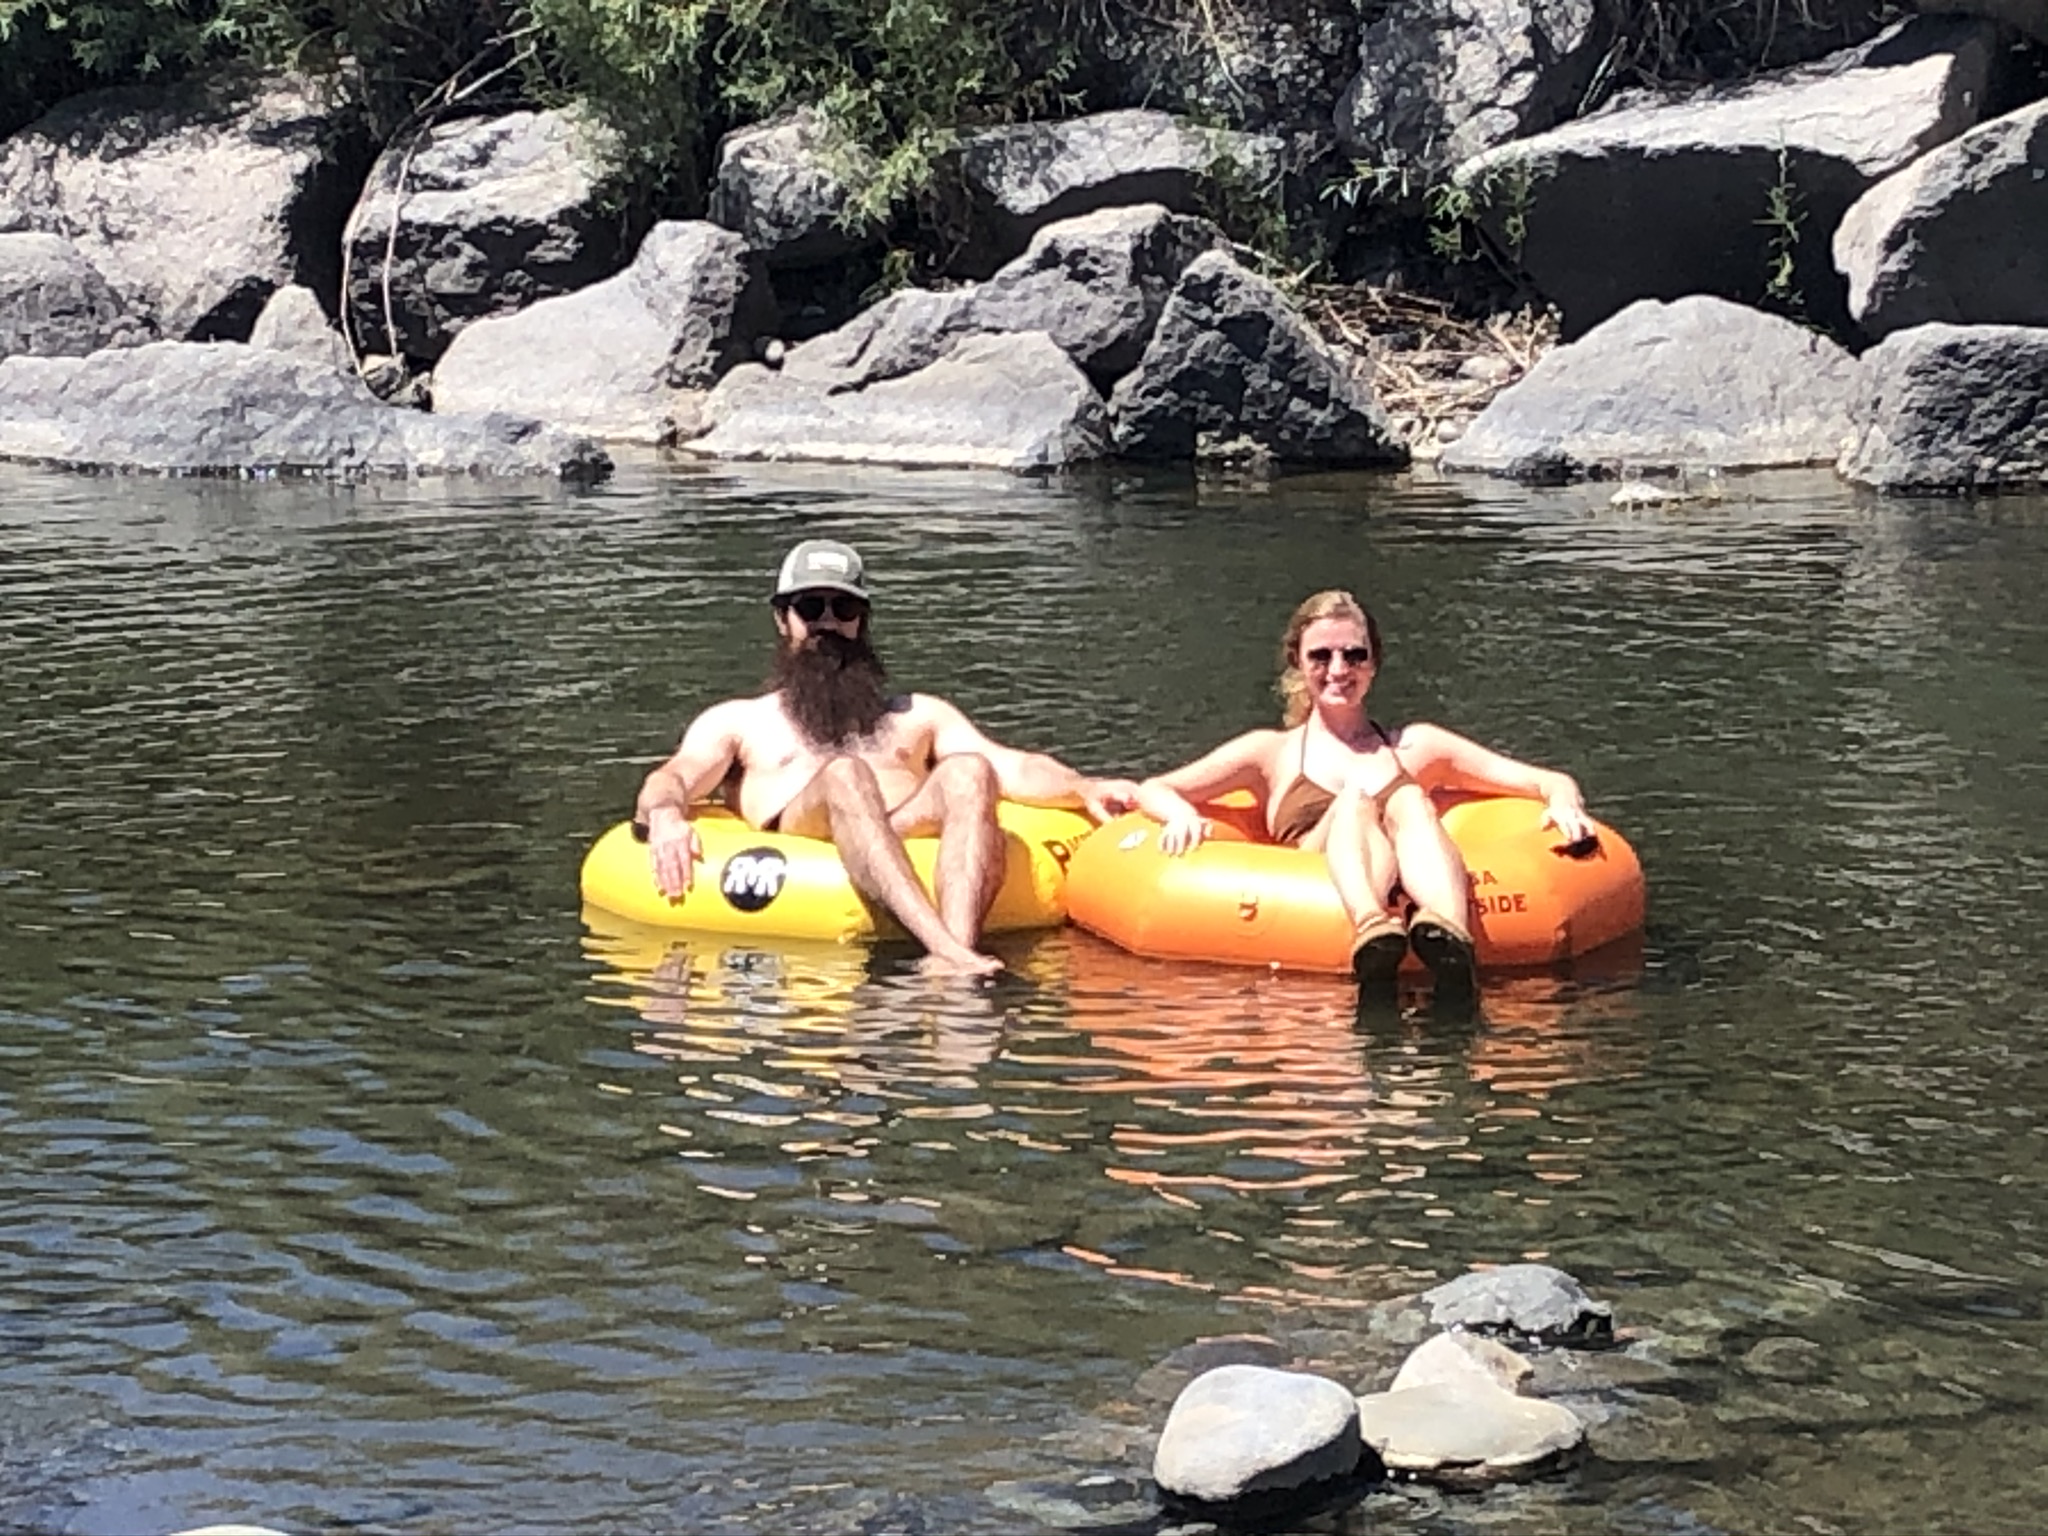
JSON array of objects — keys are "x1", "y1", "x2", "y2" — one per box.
[{"x1": 1133, "y1": 590, "x2": 1593, "y2": 998}]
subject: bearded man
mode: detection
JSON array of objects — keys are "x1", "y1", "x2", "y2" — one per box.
[{"x1": 634, "y1": 539, "x2": 1137, "y2": 975}]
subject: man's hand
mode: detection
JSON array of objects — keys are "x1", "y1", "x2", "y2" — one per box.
[
  {"x1": 1078, "y1": 776, "x2": 1140, "y2": 823},
  {"x1": 647, "y1": 809, "x2": 704, "y2": 899}
]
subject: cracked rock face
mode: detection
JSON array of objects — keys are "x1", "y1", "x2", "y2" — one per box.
[{"x1": 0, "y1": 75, "x2": 361, "y2": 344}]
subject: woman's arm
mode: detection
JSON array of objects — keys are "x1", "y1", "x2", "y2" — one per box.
[
  {"x1": 1136, "y1": 731, "x2": 1278, "y2": 854},
  {"x1": 1394, "y1": 721, "x2": 1593, "y2": 842}
]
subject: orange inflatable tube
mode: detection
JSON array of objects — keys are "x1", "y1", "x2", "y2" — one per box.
[{"x1": 1065, "y1": 792, "x2": 1645, "y2": 974}]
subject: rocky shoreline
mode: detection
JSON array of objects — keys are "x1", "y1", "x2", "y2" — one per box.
[{"x1": 4, "y1": 7, "x2": 2048, "y2": 488}]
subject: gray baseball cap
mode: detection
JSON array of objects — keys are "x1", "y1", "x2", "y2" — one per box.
[{"x1": 773, "y1": 539, "x2": 869, "y2": 600}]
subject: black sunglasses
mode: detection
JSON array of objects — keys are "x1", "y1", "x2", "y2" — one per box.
[
  {"x1": 781, "y1": 591, "x2": 868, "y2": 624},
  {"x1": 1304, "y1": 645, "x2": 1372, "y2": 667}
]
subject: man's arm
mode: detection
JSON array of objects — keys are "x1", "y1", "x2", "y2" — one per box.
[
  {"x1": 922, "y1": 695, "x2": 1137, "y2": 822},
  {"x1": 636, "y1": 700, "x2": 747, "y2": 897}
]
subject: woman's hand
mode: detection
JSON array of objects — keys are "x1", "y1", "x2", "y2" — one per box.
[
  {"x1": 1541, "y1": 780, "x2": 1593, "y2": 844},
  {"x1": 1157, "y1": 810, "x2": 1212, "y2": 856}
]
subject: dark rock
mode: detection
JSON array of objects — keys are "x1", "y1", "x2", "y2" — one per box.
[
  {"x1": 1422, "y1": 1263, "x2": 1614, "y2": 1346},
  {"x1": 948, "y1": 109, "x2": 1282, "y2": 277},
  {"x1": 1836, "y1": 98, "x2": 2048, "y2": 339},
  {"x1": 0, "y1": 232, "x2": 149, "y2": 359},
  {"x1": 709, "y1": 107, "x2": 880, "y2": 269},
  {"x1": 1336, "y1": 0, "x2": 1603, "y2": 182},
  {"x1": 786, "y1": 204, "x2": 1222, "y2": 393},
  {"x1": 431, "y1": 220, "x2": 776, "y2": 444},
  {"x1": 0, "y1": 341, "x2": 610, "y2": 480},
  {"x1": 688, "y1": 331, "x2": 1109, "y2": 472},
  {"x1": 1068, "y1": 0, "x2": 1363, "y2": 143},
  {"x1": 1451, "y1": 17, "x2": 1997, "y2": 338},
  {"x1": 1133, "y1": 1335, "x2": 1290, "y2": 1409},
  {"x1": 343, "y1": 108, "x2": 628, "y2": 367},
  {"x1": 1837, "y1": 322, "x2": 2048, "y2": 493},
  {"x1": 1902, "y1": 0, "x2": 2048, "y2": 44},
  {"x1": 1442, "y1": 296, "x2": 1863, "y2": 480},
  {"x1": 0, "y1": 75, "x2": 361, "y2": 342},
  {"x1": 1152, "y1": 1364, "x2": 1364, "y2": 1506},
  {"x1": 1108, "y1": 250, "x2": 1405, "y2": 466}
]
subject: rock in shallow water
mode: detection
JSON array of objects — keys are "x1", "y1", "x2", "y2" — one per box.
[
  {"x1": 1423, "y1": 1262, "x2": 1614, "y2": 1346},
  {"x1": 1152, "y1": 1363, "x2": 1365, "y2": 1506},
  {"x1": 0, "y1": 341, "x2": 609, "y2": 480}
]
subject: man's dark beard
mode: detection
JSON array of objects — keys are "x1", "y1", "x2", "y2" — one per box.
[{"x1": 772, "y1": 630, "x2": 893, "y2": 749}]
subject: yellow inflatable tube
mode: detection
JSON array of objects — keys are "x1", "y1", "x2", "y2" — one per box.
[{"x1": 579, "y1": 801, "x2": 1097, "y2": 941}]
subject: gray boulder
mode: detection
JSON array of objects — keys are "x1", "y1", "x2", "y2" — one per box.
[
  {"x1": 0, "y1": 341, "x2": 610, "y2": 480},
  {"x1": 708, "y1": 107, "x2": 879, "y2": 269},
  {"x1": 1337, "y1": 0, "x2": 1603, "y2": 182},
  {"x1": 1442, "y1": 296, "x2": 1863, "y2": 480},
  {"x1": 1423, "y1": 1263, "x2": 1614, "y2": 1346},
  {"x1": 1452, "y1": 17, "x2": 1996, "y2": 338},
  {"x1": 432, "y1": 220, "x2": 776, "y2": 444},
  {"x1": 786, "y1": 205, "x2": 1222, "y2": 393},
  {"x1": 950, "y1": 109, "x2": 1282, "y2": 277},
  {"x1": 688, "y1": 331, "x2": 1109, "y2": 472},
  {"x1": 344, "y1": 108, "x2": 627, "y2": 367},
  {"x1": 1836, "y1": 99, "x2": 2048, "y2": 339},
  {"x1": 0, "y1": 75, "x2": 359, "y2": 342},
  {"x1": 0, "y1": 232, "x2": 148, "y2": 359},
  {"x1": 1153, "y1": 1364, "x2": 1365, "y2": 1506},
  {"x1": 1838, "y1": 323, "x2": 2048, "y2": 494},
  {"x1": 1108, "y1": 250, "x2": 1405, "y2": 466},
  {"x1": 248, "y1": 283, "x2": 351, "y2": 373}
]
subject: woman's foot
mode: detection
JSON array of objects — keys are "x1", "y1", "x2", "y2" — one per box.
[
  {"x1": 1351, "y1": 910, "x2": 1409, "y2": 988},
  {"x1": 1409, "y1": 909, "x2": 1478, "y2": 1002}
]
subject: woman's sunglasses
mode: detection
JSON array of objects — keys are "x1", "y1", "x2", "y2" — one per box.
[
  {"x1": 1303, "y1": 645, "x2": 1372, "y2": 667},
  {"x1": 782, "y1": 591, "x2": 868, "y2": 624}
]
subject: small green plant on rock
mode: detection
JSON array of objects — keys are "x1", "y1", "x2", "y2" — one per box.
[{"x1": 1758, "y1": 144, "x2": 1804, "y2": 316}]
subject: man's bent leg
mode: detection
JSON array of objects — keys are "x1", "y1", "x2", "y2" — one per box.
[
  {"x1": 888, "y1": 755, "x2": 1004, "y2": 948},
  {"x1": 779, "y1": 757, "x2": 1000, "y2": 974}
]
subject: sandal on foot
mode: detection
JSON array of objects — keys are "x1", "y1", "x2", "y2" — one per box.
[
  {"x1": 1350, "y1": 911, "x2": 1409, "y2": 986},
  {"x1": 1409, "y1": 909, "x2": 1479, "y2": 998}
]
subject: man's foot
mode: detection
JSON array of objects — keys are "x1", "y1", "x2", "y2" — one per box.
[
  {"x1": 917, "y1": 943, "x2": 1005, "y2": 978},
  {"x1": 1409, "y1": 909, "x2": 1479, "y2": 1005},
  {"x1": 1350, "y1": 911, "x2": 1409, "y2": 987}
]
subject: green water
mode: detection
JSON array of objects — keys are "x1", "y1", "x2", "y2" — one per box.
[{"x1": 3, "y1": 456, "x2": 2046, "y2": 1535}]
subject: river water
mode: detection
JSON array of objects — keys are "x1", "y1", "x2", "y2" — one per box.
[{"x1": 2, "y1": 455, "x2": 2045, "y2": 1536}]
